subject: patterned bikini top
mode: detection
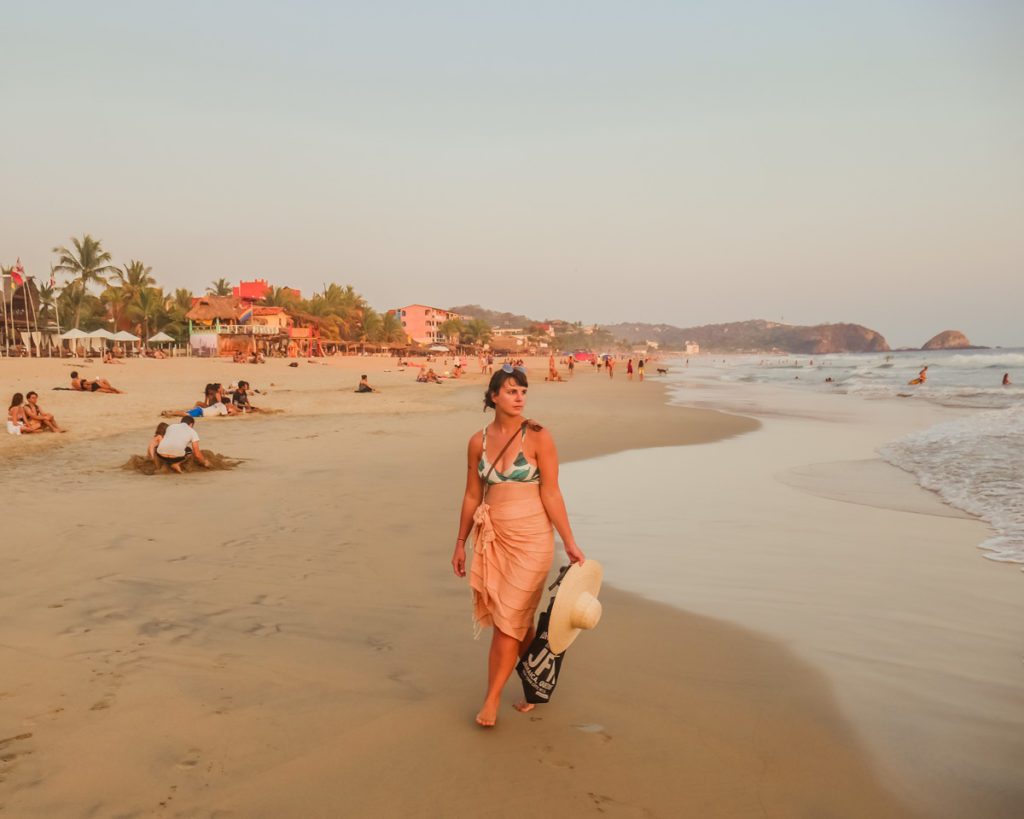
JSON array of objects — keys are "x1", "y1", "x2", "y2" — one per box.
[{"x1": 478, "y1": 425, "x2": 541, "y2": 485}]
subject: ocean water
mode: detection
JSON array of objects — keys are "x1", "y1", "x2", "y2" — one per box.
[{"x1": 663, "y1": 349, "x2": 1024, "y2": 564}]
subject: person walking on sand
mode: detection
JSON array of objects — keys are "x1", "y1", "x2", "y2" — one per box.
[
  {"x1": 637, "y1": 358, "x2": 645, "y2": 381},
  {"x1": 607, "y1": 357, "x2": 614, "y2": 378},
  {"x1": 451, "y1": 365, "x2": 585, "y2": 728}
]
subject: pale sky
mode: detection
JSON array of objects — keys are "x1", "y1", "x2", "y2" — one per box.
[{"x1": 3, "y1": 1, "x2": 1022, "y2": 347}]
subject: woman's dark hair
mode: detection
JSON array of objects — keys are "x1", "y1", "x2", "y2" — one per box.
[
  {"x1": 26, "y1": 391, "x2": 38, "y2": 400},
  {"x1": 10, "y1": 392, "x2": 24, "y2": 409},
  {"x1": 483, "y1": 369, "x2": 528, "y2": 410},
  {"x1": 70, "y1": 371, "x2": 78, "y2": 379},
  {"x1": 154, "y1": 422, "x2": 168, "y2": 436}
]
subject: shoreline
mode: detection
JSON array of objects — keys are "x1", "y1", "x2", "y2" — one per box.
[
  {"x1": 0, "y1": 361, "x2": 922, "y2": 817},
  {"x1": 563, "y1": 376, "x2": 1024, "y2": 817}
]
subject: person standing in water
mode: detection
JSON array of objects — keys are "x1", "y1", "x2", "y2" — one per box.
[{"x1": 451, "y1": 365, "x2": 585, "y2": 728}]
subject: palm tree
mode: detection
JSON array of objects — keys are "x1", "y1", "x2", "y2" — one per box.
[
  {"x1": 51, "y1": 234, "x2": 119, "y2": 329},
  {"x1": 207, "y1": 278, "x2": 233, "y2": 296},
  {"x1": 57, "y1": 280, "x2": 104, "y2": 331},
  {"x1": 261, "y1": 286, "x2": 299, "y2": 308},
  {"x1": 380, "y1": 312, "x2": 405, "y2": 344},
  {"x1": 103, "y1": 260, "x2": 157, "y2": 329},
  {"x1": 163, "y1": 288, "x2": 195, "y2": 341},
  {"x1": 130, "y1": 287, "x2": 168, "y2": 342},
  {"x1": 362, "y1": 307, "x2": 383, "y2": 342},
  {"x1": 461, "y1": 318, "x2": 493, "y2": 346},
  {"x1": 438, "y1": 318, "x2": 464, "y2": 344}
]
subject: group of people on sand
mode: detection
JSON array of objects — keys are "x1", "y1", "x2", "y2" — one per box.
[
  {"x1": 165, "y1": 381, "x2": 260, "y2": 419},
  {"x1": 232, "y1": 349, "x2": 265, "y2": 364},
  {"x1": 7, "y1": 392, "x2": 66, "y2": 435},
  {"x1": 70, "y1": 371, "x2": 122, "y2": 393}
]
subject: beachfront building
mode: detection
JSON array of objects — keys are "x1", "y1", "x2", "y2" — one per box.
[
  {"x1": 232, "y1": 279, "x2": 302, "y2": 305},
  {"x1": 390, "y1": 304, "x2": 463, "y2": 345},
  {"x1": 186, "y1": 295, "x2": 288, "y2": 356},
  {"x1": 684, "y1": 340, "x2": 700, "y2": 355}
]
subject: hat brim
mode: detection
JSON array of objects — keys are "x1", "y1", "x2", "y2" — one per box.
[{"x1": 548, "y1": 561, "x2": 603, "y2": 654}]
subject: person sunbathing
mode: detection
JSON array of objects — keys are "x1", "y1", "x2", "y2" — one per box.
[
  {"x1": 70, "y1": 371, "x2": 122, "y2": 393},
  {"x1": 24, "y1": 391, "x2": 66, "y2": 432},
  {"x1": 8, "y1": 393, "x2": 42, "y2": 434},
  {"x1": 102, "y1": 351, "x2": 124, "y2": 364}
]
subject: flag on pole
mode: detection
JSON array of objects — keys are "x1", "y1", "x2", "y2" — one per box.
[{"x1": 11, "y1": 259, "x2": 25, "y2": 287}]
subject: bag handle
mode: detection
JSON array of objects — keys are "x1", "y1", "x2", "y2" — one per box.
[
  {"x1": 481, "y1": 420, "x2": 528, "y2": 490},
  {"x1": 547, "y1": 564, "x2": 571, "y2": 592}
]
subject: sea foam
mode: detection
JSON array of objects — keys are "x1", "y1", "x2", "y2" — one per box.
[{"x1": 879, "y1": 405, "x2": 1024, "y2": 564}]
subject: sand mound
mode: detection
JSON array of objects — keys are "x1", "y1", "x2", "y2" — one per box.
[{"x1": 122, "y1": 451, "x2": 242, "y2": 475}]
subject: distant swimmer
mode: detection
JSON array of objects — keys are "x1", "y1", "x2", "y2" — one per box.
[
  {"x1": 1003, "y1": 373, "x2": 1011, "y2": 386},
  {"x1": 908, "y1": 366, "x2": 928, "y2": 386}
]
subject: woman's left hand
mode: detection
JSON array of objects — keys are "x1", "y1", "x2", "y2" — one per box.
[{"x1": 564, "y1": 541, "x2": 586, "y2": 565}]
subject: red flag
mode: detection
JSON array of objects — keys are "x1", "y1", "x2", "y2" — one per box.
[{"x1": 10, "y1": 258, "x2": 25, "y2": 287}]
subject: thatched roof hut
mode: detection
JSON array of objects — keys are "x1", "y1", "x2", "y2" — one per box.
[{"x1": 186, "y1": 296, "x2": 247, "y2": 323}]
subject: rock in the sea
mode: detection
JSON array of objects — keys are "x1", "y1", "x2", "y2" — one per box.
[{"x1": 922, "y1": 330, "x2": 971, "y2": 350}]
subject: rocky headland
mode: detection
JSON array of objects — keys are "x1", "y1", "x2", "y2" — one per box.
[{"x1": 921, "y1": 330, "x2": 975, "y2": 350}]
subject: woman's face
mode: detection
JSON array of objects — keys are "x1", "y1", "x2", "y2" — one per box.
[{"x1": 492, "y1": 378, "x2": 527, "y2": 416}]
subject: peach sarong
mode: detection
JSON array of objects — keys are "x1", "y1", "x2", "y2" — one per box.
[{"x1": 470, "y1": 494, "x2": 555, "y2": 641}]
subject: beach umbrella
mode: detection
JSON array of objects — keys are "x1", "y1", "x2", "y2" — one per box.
[
  {"x1": 113, "y1": 330, "x2": 139, "y2": 342},
  {"x1": 88, "y1": 328, "x2": 115, "y2": 352},
  {"x1": 59, "y1": 328, "x2": 88, "y2": 340},
  {"x1": 148, "y1": 331, "x2": 174, "y2": 343},
  {"x1": 429, "y1": 344, "x2": 449, "y2": 352}
]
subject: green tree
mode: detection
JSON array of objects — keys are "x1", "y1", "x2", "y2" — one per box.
[
  {"x1": 380, "y1": 312, "x2": 405, "y2": 343},
  {"x1": 51, "y1": 235, "x2": 119, "y2": 329},
  {"x1": 261, "y1": 286, "x2": 300, "y2": 308},
  {"x1": 57, "y1": 280, "x2": 104, "y2": 331},
  {"x1": 461, "y1": 318, "x2": 493, "y2": 346},
  {"x1": 438, "y1": 318, "x2": 464, "y2": 344},
  {"x1": 207, "y1": 278, "x2": 233, "y2": 296},
  {"x1": 129, "y1": 287, "x2": 168, "y2": 342}
]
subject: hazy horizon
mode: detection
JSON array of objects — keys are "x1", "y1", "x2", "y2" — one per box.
[{"x1": 3, "y1": 1, "x2": 1022, "y2": 348}]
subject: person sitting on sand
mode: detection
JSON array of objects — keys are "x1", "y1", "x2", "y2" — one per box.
[
  {"x1": 7, "y1": 393, "x2": 42, "y2": 435},
  {"x1": 102, "y1": 350, "x2": 124, "y2": 365},
  {"x1": 148, "y1": 422, "x2": 168, "y2": 466},
  {"x1": 23, "y1": 391, "x2": 66, "y2": 433},
  {"x1": 232, "y1": 381, "x2": 260, "y2": 411},
  {"x1": 70, "y1": 371, "x2": 122, "y2": 393},
  {"x1": 155, "y1": 416, "x2": 210, "y2": 473},
  {"x1": 355, "y1": 374, "x2": 378, "y2": 393}
]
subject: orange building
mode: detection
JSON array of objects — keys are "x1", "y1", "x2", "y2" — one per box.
[{"x1": 390, "y1": 304, "x2": 462, "y2": 345}]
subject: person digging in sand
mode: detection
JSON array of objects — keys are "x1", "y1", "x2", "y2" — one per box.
[
  {"x1": 154, "y1": 416, "x2": 210, "y2": 473},
  {"x1": 451, "y1": 364, "x2": 585, "y2": 727}
]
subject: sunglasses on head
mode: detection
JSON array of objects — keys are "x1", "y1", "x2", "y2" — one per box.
[{"x1": 501, "y1": 363, "x2": 527, "y2": 374}]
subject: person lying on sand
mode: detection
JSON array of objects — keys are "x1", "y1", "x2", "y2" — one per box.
[
  {"x1": 70, "y1": 371, "x2": 122, "y2": 393},
  {"x1": 148, "y1": 422, "x2": 168, "y2": 466},
  {"x1": 355, "y1": 374, "x2": 378, "y2": 393},
  {"x1": 8, "y1": 393, "x2": 42, "y2": 435},
  {"x1": 102, "y1": 351, "x2": 124, "y2": 365},
  {"x1": 154, "y1": 416, "x2": 210, "y2": 473},
  {"x1": 24, "y1": 391, "x2": 66, "y2": 433}
]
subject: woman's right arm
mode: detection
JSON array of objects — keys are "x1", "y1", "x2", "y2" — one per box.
[{"x1": 452, "y1": 434, "x2": 484, "y2": 578}]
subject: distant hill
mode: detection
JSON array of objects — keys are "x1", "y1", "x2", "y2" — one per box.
[
  {"x1": 450, "y1": 304, "x2": 537, "y2": 329},
  {"x1": 601, "y1": 319, "x2": 890, "y2": 354},
  {"x1": 451, "y1": 305, "x2": 890, "y2": 354}
]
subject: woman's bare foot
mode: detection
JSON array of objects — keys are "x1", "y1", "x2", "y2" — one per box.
[
  {"x1": 475, "y1": 699, "x2": 499, "y2": 727},
  {"x1": 513, "y1": 701, "x2": 535, "y2": 713},
  {"x1": 170, "y1": 463, "x2": 183, "y2": 474}
]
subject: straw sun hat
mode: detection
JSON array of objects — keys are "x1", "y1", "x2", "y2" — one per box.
[{"x1": 548, "y1": 560, "x2": 604, "y2": 654}]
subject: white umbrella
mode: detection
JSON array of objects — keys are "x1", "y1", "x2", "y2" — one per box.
[
  {"x1": 113, "y1": 330, "x2": 139, "y2": 342},
  {"x1": 60, "y1": 328, "x2": 88, "y2": 340},
  {"x1": 429, "y1": 344, "x2": 450, "y2": 352},
  {"x1": 88, "y1": 328, "x2": 116, "y2": 340},
  {"x1": 148, "y1": 331, "x2": 174, "y2": 343}
]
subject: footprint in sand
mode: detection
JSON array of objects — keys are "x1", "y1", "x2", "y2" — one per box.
[
  {"x1": 0, "y1": 732, "x2": 34, "y2": 775},
  {"x1": 537, "y1": 743, "x2": 574, "y2": 770},
  {"x1": 573, "y1": 723, "x2": 613, "y2": 743}
]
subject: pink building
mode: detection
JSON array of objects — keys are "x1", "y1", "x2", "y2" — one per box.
[{"x1": 391, "y1": 304, "x2": 462, "y2": 345}]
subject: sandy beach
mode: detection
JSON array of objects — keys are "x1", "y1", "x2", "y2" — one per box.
[{"x1": 0, "y1": 356, "x2": 1015, "y2": 817}]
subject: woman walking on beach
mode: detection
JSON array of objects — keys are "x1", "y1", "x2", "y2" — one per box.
[{"x1": 452, "y1": 366, "x2": 585, "y2": 727}]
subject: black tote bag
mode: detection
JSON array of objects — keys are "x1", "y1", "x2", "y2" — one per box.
[{"x1": 516, "y1": 566, "x2": 570, "y2": 704}]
